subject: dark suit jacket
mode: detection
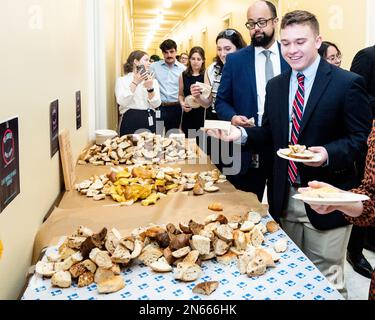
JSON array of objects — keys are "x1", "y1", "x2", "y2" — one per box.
[
  {"x1": 215, "y1": 43, "x2": 290, "y2": 174},
  {"x1": 245, "y1": 58, "x2": 372, "y2": 230},
  {"x1": 350, "y1": 45, "x2": 375, "y2": 117}
]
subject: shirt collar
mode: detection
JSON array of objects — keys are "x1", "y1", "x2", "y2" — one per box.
[
  {"x1": 255, "y1": 41, "x2": 279, "y2": 56},
  {"x1": 292, "y1": 55, "x2": 321, "y2": 80},
  {"x1": 161, "y1": 60, "x2": 180, "y2": 68}
]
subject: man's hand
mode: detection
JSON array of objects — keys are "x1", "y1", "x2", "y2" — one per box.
[
  {"x1": 204, "y1": 125, "x2": 242, "y2": 142},
  {"x1": 303, "y1": 146, "x2": 328, "y2": 167},
  {"x1": 231, "y1": 115, "x2": 252, "y2": 128}
]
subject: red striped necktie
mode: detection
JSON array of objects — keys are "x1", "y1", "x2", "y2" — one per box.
[{"x1": 288, "y1": 72, "x2": 305, "y2": 185}]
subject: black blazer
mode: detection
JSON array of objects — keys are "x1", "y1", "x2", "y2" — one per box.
[
  {"x1": 245, "y1": 58, "x2": 372, "y2": 230},
  {"x1": 350, "y1": 45, "x2": 375, "y2": 117}
]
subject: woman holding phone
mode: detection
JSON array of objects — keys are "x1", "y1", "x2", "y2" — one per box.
[{"x1": 115, "y1": 50, "x2": 161, "y2": 135}]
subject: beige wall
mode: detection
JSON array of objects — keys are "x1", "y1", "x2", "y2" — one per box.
[
  {"x1": 169, "y1": 0, "x2": 366, "y2": 70},
  {"x1": 122, "y1": 0, "x2": 134, "y2": 72},
  {"x1": 0, "y1": 0, "x2": 121, "y2": 299},
  {"x1": 280, "y1": 0, "x2": 366, "y2": 69}
]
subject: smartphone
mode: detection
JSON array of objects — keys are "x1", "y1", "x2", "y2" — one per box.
[{"x1": 136, "y1": 64, "x2": 146, "y2": 75}]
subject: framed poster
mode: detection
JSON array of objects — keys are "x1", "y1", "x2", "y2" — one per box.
[
  {"x1": 76, "y1": 91, "x2": 81, "y2": 130},
  {"x1": 0, "y1": 117, "x2": 20, "y2": 213},
  {"x1": 50, "y1": 99, "x2": 59, "y2": 158}
]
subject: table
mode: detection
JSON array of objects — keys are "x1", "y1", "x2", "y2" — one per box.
[{"x1": 22, "y1": 213, "x2": 343, "y2": 300}]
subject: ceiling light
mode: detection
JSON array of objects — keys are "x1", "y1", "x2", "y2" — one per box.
[{"x1": 163, "y1": 0, "x2": 172, "y2": 9}]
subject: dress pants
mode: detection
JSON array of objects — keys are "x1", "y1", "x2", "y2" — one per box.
[
  {"x1": 281, "y1": 187, "x2": 352, "y2": 298},
  {"x1": 157, "y1": 105, "x2": 182, "y2": 136}
]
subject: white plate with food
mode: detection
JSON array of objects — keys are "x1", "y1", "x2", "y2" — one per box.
[
  {"x1": 293, "y1": 186, "x2": 369, "y2": 205},
  {"x1": 277, "y1": 144, "x2": 322, "y2": 163}
]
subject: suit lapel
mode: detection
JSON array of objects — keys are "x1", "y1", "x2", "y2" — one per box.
[
  {"x1": 248, "y1": 46, "x2": 257, "y2": 103},
  {"x1": 279, "y1": 71, "x2": 291, "y2": 144},
  {"x1": 245, "y1": 46, "x2": 258, "y2": 120},
  {"x1": 299, "y1": 59, "x2": 332, "y2": 136}
]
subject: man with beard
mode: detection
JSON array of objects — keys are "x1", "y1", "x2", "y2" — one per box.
[
  {"x1": 150, "y1": 39, "x2": 186, "y2": 136},
  {"x1": 215, "y1": 0, "x2": 289, "y2": 217}
]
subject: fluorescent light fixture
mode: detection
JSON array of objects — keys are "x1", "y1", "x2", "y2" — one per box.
[{"x1": 163, "y1": 0, "x2": 172, "y2": 9}]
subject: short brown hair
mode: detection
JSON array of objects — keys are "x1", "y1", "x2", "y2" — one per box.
[
  {"x1": 123, "y1": 50, "x2": 147, "y2": 74},
  {"x1": 281, "y1": 10, "x2": 319, "y2": 35}
]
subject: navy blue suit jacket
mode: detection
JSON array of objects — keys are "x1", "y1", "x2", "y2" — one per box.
[
  {"x1": 245, "y1": 58, "x2": 372, "y2": 230},
  {"x1": 215, "y1": 43, "x2": 290, "y2": 124}
]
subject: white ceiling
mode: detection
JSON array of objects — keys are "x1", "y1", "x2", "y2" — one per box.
[{"x1": 130, "y1": 0, "x2": 203, "y2": 51}]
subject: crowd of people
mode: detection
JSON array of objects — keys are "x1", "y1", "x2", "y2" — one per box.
[{"x1": 115, "y1": 0, "x2": 375, "y2": 300}]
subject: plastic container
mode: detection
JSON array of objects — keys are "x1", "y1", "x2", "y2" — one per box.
[{"x1": 95, "y1": 129, "x2": 118, "y2": 145}]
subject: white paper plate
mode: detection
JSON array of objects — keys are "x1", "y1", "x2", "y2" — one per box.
[
  {"x1": 277, "y1": 149, "x2": 322, "y2": 163},
  {"x1": 293, "y1": 192, "x2": 370, "y2": 205}
]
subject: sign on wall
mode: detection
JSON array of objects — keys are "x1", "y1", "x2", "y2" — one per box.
[
  {"x1": 76, "y1": 91, "x2": 81, "y2": 130},
  {"x1": 0, "y1": 117, "x2": 20, "y2": 213},
  {"x1": 50, "y1": 99, "x2": 59, "y2": 158}
]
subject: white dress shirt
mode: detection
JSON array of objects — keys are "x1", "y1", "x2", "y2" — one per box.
[
  {"x1": 288, "y1": 55, "x2": 320, "y2": 141},
  {"x1": 115, "y1": 73, "x2": 161, "y2": 115},
  {"x1": 149, "y1": 60, "x2": 186, "y2": 102},
  {"x1": 254, "y1": 41, "x2": 282, "y2": 126}
]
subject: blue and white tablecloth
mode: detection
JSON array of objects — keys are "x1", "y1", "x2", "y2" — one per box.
[{"x1": 22, "y1": 215, "x2": 343, "y2": 300}]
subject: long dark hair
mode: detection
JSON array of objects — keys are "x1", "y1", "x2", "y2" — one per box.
[
  {"x1": 123, "y1": 50, "x2": 147, "y2": 74},
  {"x1": 183, "y1": 46, "x2": 206, "y2": 77},
  {"x1": 214, "y1": 28, "x2": 247, "y2": 70},
  {"x1": 318, "y1": 41, "x2": 341, "y2": 59}
]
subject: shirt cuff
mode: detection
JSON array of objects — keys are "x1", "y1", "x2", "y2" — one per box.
[{"x1": 239, "y1": 127, "x2": 248, "y2": 145}]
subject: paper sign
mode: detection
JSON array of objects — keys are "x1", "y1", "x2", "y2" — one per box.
[
  {"x1": 76, "y1": 91, "x2": 81, "y2": 130},
  {"x1": 0, "y1": 117, "x2": 20, "y2": 213},
  {"x1": 50, "y1": 99, "x2": 59, "y2": 158}
]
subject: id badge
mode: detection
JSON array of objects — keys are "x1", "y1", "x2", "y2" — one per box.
[
  {"x1": 251, "y1": 154, "x2": 260, "y2": 168},
  {"x1": 148, "y1": 115, "x2": 154, "y2": 126},
  {"x1": 155, "y1": 110, "x2": 161, "y2": 119}
]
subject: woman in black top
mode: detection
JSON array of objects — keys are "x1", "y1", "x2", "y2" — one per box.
[
  {"x1": 178, "y1": 47, "x2": 206, "y2": 137},
  {"x1": 190, "y1": 29, "x2": 247, "y2": 120}
]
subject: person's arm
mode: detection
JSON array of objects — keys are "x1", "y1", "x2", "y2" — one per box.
[
  {"x1": 323, "y1": 76, "x2": 372, "y2": 170},
  {"x1": 351, "y1": 50, "x2": 375, "y2": 116},
  {"x1": 178, "y1": 74, "x2": 191, "y2": 112},
  {"x1": 215, "y1": 57, "x2": 237, "y2": 121},
  {"x1": 302, "y1": 128, "x2": 374, "y2": 226},
  {"x1": 346, "y1": 127, "x2": 375, "y2": 226},
  {"x1": 147, "y1": 78, "x2": 161, "y2": 109},
  {"x1": 115, "y1": 77, "x2": 136, "y2": 114},
  {"x1": 190, "y1": 70, "x2": 212, "y2": 108}
]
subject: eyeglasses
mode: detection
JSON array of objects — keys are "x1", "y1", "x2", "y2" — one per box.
[
  {"x1": 218, "y1": 29, "x2": 237, "y2": 37},
  {"x1": 245, "y1": 17, "x2": 275, "y2": 30},
  {"x1": 326, "y1": 54, "x2": 342, "y2": 63}
]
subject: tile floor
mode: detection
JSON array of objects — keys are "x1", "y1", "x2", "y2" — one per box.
[{"x1": 345, "y1": 249, "x2": 375, "y2": 300}]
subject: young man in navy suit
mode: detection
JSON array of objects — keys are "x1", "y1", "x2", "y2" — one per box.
[
  {"x1": 215, "y1": 1, "x2": 290, "y2": 215},
  {"x1": 209, "y1": 10, "x2": 372, "y2": 297}
]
